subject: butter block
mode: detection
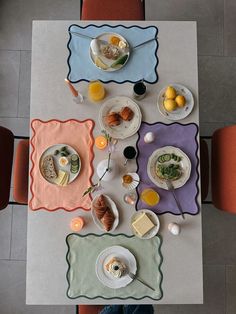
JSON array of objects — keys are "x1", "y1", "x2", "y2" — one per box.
[
  {"x1": 54, "y1": 170, "x2": 69, "y2": 186},
  {"x1": 132, "y1": 213, "x2": 155, "y2": 237}
]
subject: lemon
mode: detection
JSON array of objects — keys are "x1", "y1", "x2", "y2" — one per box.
[
  {"x1": 165, "y1": 86, "x2": 177, "y2": 99},
  {"x1": 175, "y1": 95, "x2": 186, "y2": 107},
  {"x1": 94, "y1": 56, "x2": 109, "y2": 70},
  {"x1": 164, "y1": 99, "x2": 177, "y2": 112}
]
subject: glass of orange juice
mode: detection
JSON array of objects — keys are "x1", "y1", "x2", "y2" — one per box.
[
  {"x1": 140, "y1": 188, "x2": 160, "y2": 206},
  {"x1": 88, "y1": 81, "x2": 105, "y2": 102}
]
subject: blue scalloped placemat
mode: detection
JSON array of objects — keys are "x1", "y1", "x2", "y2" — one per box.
[{"x1": 67, "y1": 24, "x2": 159, "y2": 84}]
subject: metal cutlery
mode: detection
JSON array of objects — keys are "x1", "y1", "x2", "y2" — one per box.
[
  {"x1": 128, "y1": 272, "x2": 155, "y2": 291},
  {"x1": 165, "y1": 179, "x2": 185, "y2": 219},
  {"x1": 132, "y1": 37, "x2": 157, "y2": 49},
  {"x1": 69, "y1": 30, "x2": 96, "y2": 40},
  {"x1": 68, "y1": 31, "x2": 108, "y2": 44},
  {"x1": 69, "y1": 31, "x2": 157, "y2": 50}
]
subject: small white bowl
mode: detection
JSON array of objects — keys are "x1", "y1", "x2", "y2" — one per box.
[
  {"x1": 122, "y1": 173, "x2": 140, "y2": 190},
  {"x1": 130, "y1": 209, "x2": 160, "y2": 239}
]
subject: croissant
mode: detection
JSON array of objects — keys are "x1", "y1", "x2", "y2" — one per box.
[
  {"x1": 93, "y1": 195, "x2": 107, "y2": 220},
  {"x1": 101, "y1": 208, "x2": 115, "y2": 231},
  {"x1": 105, "y1": 112, "x2": 120, "y2": 126},
  {"x1": 119, "y1": 106, "x2": 134, "y2": 121}
]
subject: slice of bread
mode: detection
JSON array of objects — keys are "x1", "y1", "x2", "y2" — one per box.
[{"x1": 41, "y1": 155, "x2": 57, "y2": 180}]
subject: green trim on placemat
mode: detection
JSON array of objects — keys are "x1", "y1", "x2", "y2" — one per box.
[{"x1": 66, "y1": 233, "x2": 163, "y2": 301}]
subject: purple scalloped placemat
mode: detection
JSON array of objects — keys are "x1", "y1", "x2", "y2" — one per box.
[{"x1": 135, "y1": 122, "x2": 199, "y2": 215}]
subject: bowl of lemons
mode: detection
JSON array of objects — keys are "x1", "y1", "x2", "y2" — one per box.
[{"x1": 157, "y1": 84, "x2": 194, "y2": 121}]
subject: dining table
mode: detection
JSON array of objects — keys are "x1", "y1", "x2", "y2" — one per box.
[{"x1": 26, "y1": 20, "x2": 203, "y2": 305}]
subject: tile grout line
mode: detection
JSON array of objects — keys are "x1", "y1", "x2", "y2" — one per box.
[
  {"x1": 0, "y1": 258, "x2": 26, "y2": 262},
  {"x1": 225, "y1": 264, "x2": 227, "y2": 314},
  {"x1": 9, "y1": 205, "x2": 14, "y2": 260},
  {"x1": 0, "y1": 49, "x2": 31, "y2": 52},
  {"x1": 223, "y1": 0, "x2": 225, "y2": 57},
  {"x1": 199, "y1": 54, "x2": 236, "y2": 58},
  {"x1": 16, "y1": 51, "x2": 22, "y2": 117},
  {"x1": 0, "y1": 116, "x2": 29, "y2": 119}
]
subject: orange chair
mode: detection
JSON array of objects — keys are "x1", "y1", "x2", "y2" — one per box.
[
  {"x1": 13, "y1": 139, "x2": 29, "y2": 204},
  {"x1": 211, "y1": 125, "x2": 236, "y2": 213},
  {"x1": 0, "y1": 126, "x2": 29, "y2": 209},
  {"x1": 77, "y1": 305, "x2": 104, "y2": 314},
  {"x1": 201, "y1": 125, "x2": 236, "y2": 213},
  {"x1": 200, "y1": 139, "x2": 209, "y2": 201},
  {"x1": 0, "y1": 126, "x2": 14, "y2": 210},
  {"x1": 81, "y1": 0, "x2": 145, "y2": 20}
]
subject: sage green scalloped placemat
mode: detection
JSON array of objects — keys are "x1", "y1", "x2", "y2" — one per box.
[{"x1": 66, "y1": 233, "x2": 163, "y2": 300}]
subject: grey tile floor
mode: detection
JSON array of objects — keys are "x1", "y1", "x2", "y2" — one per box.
[{"x1": 0, "y1": 0, "x2": 235, "y2": 313}]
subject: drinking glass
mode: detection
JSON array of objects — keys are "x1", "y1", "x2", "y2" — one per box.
[
  {"x1": 140, "y1": 188, "x2": 160, "y2": 206},
  {"x1": 123, "y1": 146, "x2": 137, "y2": 166},
  {"x1": 133, "y1": 81, "x2": 146, "y2": 100},
  {"x1": 88, "y1": 81, "x2": 105, "y2": 102}
]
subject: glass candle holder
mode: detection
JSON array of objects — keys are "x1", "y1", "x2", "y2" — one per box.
[
  {"x1": 95, "y1": 135, "x2": 108, "y2": 149},
  {"x1": 70, "y1": 217, "x2": 85, "y2": 232},
  {"x1": 124, "y1": 192, "x2": 137, "y2": 205}
]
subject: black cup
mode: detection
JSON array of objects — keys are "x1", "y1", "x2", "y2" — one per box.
[
  {"x1": 133, "y1": 81, "x2": 146, "y2": 100},
  {"x1": 123, "y1": 146, "x2": 137, "y2": 165}
]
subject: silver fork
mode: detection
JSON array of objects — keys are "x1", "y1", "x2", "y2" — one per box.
[
  {"x1": 132, "y1": 37, "x2": 157, "y2": 49},
  {"x1": 128, "y1": 272, "x2": 155, "y2": 291},
  {"x1": 165, "y1": 179, "x2": 185, "y2": 220},
  {"x1": 69, "y1": 30, "x2": 157, "y2": 49}
]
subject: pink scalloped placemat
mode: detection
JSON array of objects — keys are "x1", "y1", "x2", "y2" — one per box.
[{"x1": 29, "y1": 119, "x2": 95, "y2": 211}]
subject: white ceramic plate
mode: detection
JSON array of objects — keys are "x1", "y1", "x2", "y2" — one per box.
[
  {"x1": 95, "y1": 246, "x2": 137, "y2": 289},
  {"x1": 157, "y1": 84, "x2": 194, "y2": 121},
  {"x1": 39, "y1": 144, "x2": 81, "y2": 185},
  {"x1": 130, "y1": 209, "x2": 160, "y2": 239},
  {"x1": 122, "y1": 173, "x2": 140, "y2": 190},
  {"x1": 89, "y1": 32, "x2": 130, "y2": 72},
  {"x1": 99, "y1": 96, "x2": 142, "y2": 139},
  {"x1": 147, "y1": 146, "x2": 191, "y2": 190},
  {"x1": 91, "y1": 194, "x2": 119, "y2": 232}
]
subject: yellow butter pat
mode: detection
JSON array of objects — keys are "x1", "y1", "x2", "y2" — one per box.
[
  {"x1": 54, "y1": 170, "x2": 69, "y2": 186},
  {"x1": 132, "y1": 213, "x2": 155, "y2": 237}
]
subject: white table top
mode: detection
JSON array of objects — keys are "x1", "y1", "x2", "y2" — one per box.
[{"x1": 27, "y1": 20, "x2": 203, "y2": 305}]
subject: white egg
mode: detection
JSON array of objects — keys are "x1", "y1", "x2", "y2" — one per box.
[
  {"x1": 168, "y1": 222, "x2": 181, "y2": 235},
  {"x1": 144, "y1": 132, "x2": 155, "y2": 143},
  {"x1": 90, "y1": 39, "x2": 100, "y2": 56}
]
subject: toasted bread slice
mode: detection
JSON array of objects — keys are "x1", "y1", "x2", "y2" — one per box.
[{"x1": 41, "y1": 155, "x2": 57, "y2": 180}]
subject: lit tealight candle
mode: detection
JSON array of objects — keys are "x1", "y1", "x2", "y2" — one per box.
[
  {"x1": 95, "y1": 135, "x2": 108, "y2": 150},
  {"x1": 65, "y1": 78, "x2": 78, "y2": 97},
  {"x1": 70, "y1": 217, "x2": 84, "y2": 232}
]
